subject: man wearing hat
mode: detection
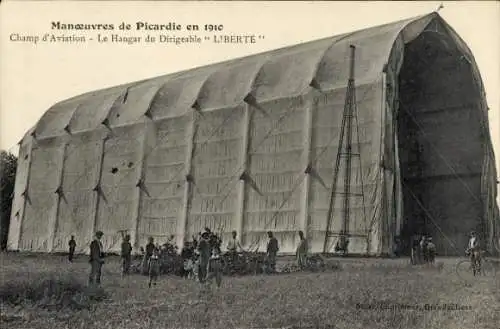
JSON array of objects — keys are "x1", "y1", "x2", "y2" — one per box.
[
  {"x1": 426, "y1": 236, "x2": 436, "y2": 264},
  {"x1": 466, "y1": 231, "x2": 481, "y2": 275},
  {"x1": 197, "y1": 231, "x2": 211, "y2": 283},
  {"x1": 266, "y1": 231, "x2": 279, "y2": 273},
  {"x1": 121, "y1": 234, "x2": 133, "y2": 276},
  {"x1": 89, "y1": 231, "x2": 105, "y2": 286}
]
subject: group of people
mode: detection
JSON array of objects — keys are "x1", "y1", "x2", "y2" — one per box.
[
  {"x1": 79, "y1": 228, "x2": 311, "y2": 287},
  {"x1": 410, "y1": 234, "x2": 437, "y2": 265},
  {"x1": 127, "y1": 228, "x2": 225, "y2": 287},
  {"x1": 74, "y1": 228, "x2": 487, "y2": 287},
  {"x1": 409, "y1": 230, "x2": 483, "y2": 270}
]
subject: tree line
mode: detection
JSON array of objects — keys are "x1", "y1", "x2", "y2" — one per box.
[{"x1": 1, "y1": 150, "x2": 17, "y2": 250}]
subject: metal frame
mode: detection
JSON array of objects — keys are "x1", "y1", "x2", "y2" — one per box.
[{"x1": 322, "y1": 45, "x2": 367, "y2": 254}]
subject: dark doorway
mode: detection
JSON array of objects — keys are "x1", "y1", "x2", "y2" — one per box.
[{"x1": 397, "y1": 25, "x2": 484, "y2": 256}]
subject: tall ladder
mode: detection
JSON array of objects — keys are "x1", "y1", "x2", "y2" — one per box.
[{"x1": 322, "y1": 45, "x2": 367, "y2": 255}]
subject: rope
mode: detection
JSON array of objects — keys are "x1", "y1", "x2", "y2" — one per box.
[
  {"x1": 17, "y1": 78, "x2": 376, "y2": 253},
  {"x1": 183, "y1": 93, "x2": 362, "y2": 251},
  {"x1": 182, "y1": 103, "x2": 300, "y2": 236},
  {"x1": 16, "y1": 98, "x2": 242, "y2": 223},
  {"x1": 79, "y1": 105, "x2": 243, "y2": 208},
  {"x1": 11, "y1": 103, "x2": 242, "y2": 253},
  {"x1": 247, "y1": 85, "x2": 376, "y2": 251},
  {"x1": 353, "y1": 88, "x2": 369, "y2": 249}
]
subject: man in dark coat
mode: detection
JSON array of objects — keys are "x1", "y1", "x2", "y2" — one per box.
[
  {"x1": 181, "y1": 241, "x2": 195, "y2": 279},
  {"x1": 89, "y1": 231, "x2": 105, "y2": 286},
  {"x1": 411, "y1": 234, "x2": 420, "y2": 265},
  {"x1": 68, "y1": 235, "x2": 76, "y2": 262},
  {"x1": 266, "y1": 231, "x2": 279, "y2": 273},
  {"x1": 121, "y1": 234, "x2": 133, "y2": 276},
  {"x1": 142, "y1": 237, "x2": 155, "y2": 275},
  {"x1": 197, "y1": 232, "x2": 211, "y2": 282},
  {"x1": 426, "y1": 237, "x2": 436, "y2": 264}
]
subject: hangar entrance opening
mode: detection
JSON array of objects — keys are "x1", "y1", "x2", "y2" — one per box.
[{"x1": 397, "y1": 26, "x2": 484, "y2": 255}]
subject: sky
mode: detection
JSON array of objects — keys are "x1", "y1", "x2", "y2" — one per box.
[{"x1": 1, "y1": 1, "x2": 499, "y2": 194}]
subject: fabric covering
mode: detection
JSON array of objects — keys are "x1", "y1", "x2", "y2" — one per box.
[{"x1": 8, "y1": 12, "x2": 499, "y2": 256}]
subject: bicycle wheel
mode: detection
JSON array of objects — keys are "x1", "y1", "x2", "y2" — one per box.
[
  {"x1": 493, "y1": 237, "x2": 500, "y2": 253},
  {"x1": 479, "y1": 259, "x2": 498, "y2": 278},
  {"x1": 455, "y1": 259, "x2": 475, "y2": 282}
]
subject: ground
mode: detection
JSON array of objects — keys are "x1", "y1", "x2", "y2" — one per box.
[{"x1": 1, "y1": 253, "x2": 499, "y2": 329}]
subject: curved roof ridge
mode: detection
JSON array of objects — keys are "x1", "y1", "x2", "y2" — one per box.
[
  {"x1": 310, "y1": 30, "x2": 367, "y2": 90},
  {"x1": 57, "y1": 13, "x2": 429, "y2": 104},
  {"x1": 31, "y1": 12, "x2": 447, "y2": 139}
]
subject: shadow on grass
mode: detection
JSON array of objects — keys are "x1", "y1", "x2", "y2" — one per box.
[{"x1": 0, "y1": 272, "x2": 109, "y2": 311}]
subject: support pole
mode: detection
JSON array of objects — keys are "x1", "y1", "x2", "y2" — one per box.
[
  {"x1": 49, "y1": 142, "x2": 67, "y2": 252},
  {"x1": 300, "y1": 95, "x2": 314, "y2": 239},
  {"x1": 380, "y1": 71, "x2": 390, "y2": 254},
  {"x1": 91, "y1": 136, "x2": 107, "y2": 245},
  {"x1": 17, "y1": 141, "x2": 35, "y2": 251},
  {"x1": 342, "y1": 45, "x2": 356, "y2": 237},
  {"x1": 131, "y1": 124, "x2": 150, "y2": 250},
  {"x1": 391, "y1": 77, "x2": 400, "y2": 255},
  {"x1": 177, "y1": 112, "x2": 196, "y2": 249},
  {"x1": 236, "y1": 104, "x2": 251, "y2": 246}
]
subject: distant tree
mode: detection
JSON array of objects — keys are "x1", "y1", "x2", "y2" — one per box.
[{"x1": 1, "y1": 151, "x2": 17, "y2": 250}]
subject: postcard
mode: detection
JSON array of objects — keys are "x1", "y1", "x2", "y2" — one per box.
[{"x1": 1, "y1": 1, "x2": 499, "y2": 329}]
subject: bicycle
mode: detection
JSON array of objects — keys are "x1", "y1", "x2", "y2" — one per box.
[{"x1": 455, "y1": 250, "x2": 498, "y2": 282}]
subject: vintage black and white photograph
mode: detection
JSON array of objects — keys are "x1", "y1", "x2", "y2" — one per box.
[{"x1": 1, "y1": 1, "x2": 499, "y2": 328}]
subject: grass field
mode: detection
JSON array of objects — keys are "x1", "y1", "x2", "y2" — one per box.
[{"x1": 1, "y1": 253, "x2": 499, "y2": 329}]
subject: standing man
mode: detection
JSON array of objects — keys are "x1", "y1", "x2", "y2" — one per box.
[
  {"x1": 227, "y1": 230, "x2": 243, "y2": 253},
  {"x1": 148, "y1": 247, "x2": 161, "y2": 288},
  {"x1": 426, "y1": 236, "x2": 436, "y2": 264},
  {"x1": 121, "y1": 234, "x2": 133, "y2": 276},
  {"x1": 467, "y1": 231, "x2": 481, "y2": 275},
  {"x1": 89, "y1": 231, "x2": 105, "y2": 286},
  {"x1": 181, "y1": 241, "x2": 195, "y2": 279},
  {"x1": 266, "y1": 231, "x2": 279, "y2": 273},
  {"x1": 68, "y1": 235, "x2": 76, "y2": 262},
  {"x1": 226, "y1": 230, "x2": 243, "y2": 274},
  {"x1": 296, "y1": 231, "x2": 308, "y2": 269},
  {"x1": 142, "y1": 237, "x2": 155, "y2": 275},
  {"x1": 419, "y1": 235, "x2": 428, "y2": 264},
  {"x1": 197, "y1": 231, "x2": 211, "y2": 283},
  {"x1": 411, "y1": 234, "x2": 420, "y2": 265}
]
